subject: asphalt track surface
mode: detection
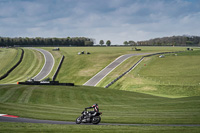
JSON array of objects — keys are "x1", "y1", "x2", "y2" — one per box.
[
  {"x1": 84, "y1": 53, "x2": 151, "y2": 86},
  {"x1": 31, "y1": 48, "x2": 55, "y2": 81},
  {"x1": 1, "y1": 116, "x2": 200, "y2": 127}
]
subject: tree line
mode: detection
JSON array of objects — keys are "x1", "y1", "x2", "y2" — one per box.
[
  {"x1": 0, "y1": 37, "x2": 94, "y2": 47},
  {"x1": 136, "y1": 35, "x2": 200, "y2": 46},
  {"x1": 123, "y1": 35, "x2": 200, "y2": 46}
]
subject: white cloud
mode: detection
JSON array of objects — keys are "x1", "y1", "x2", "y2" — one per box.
[{"x1": 0, "y1": 0, "x2": 199, "y2": 44}]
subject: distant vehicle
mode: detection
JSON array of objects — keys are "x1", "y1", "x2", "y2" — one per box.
[
  {"x1": 135, "y1": 47, "x2": 141, "y2": 51},
  {"x1": 52, "y1": 48, "x2": 60, "y2": 51},
  {"x1": 159, "y1": 55, "x2": 165, "y2": 58}
]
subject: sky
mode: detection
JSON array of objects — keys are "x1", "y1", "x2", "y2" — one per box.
[{"x1": 0, "y1": 0, "x2": 200, "y2": 45}]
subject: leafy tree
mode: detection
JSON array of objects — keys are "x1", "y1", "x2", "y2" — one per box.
[
  {"x1": 85, "y1": 41, "x2": 93, "y2": 46},
  {"x1": 99, "y1": 40, "x2": 104, "y2": 46},
  {"x1": 128, "y1": 40, "x2": 136, "y2": 46},
  {"x1": 106, "y1": 40, "x2": 111, "y2": 46},
  {"x1": 123, "y1": 41, "x2": 128, "y2": 46}
]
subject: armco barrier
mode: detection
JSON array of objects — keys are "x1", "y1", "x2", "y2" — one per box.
[
  {"x1": 52, "y1": 55, "x2": 64, "y2": 81},
  {"x1": 104, "y1": 51, "x2": 183, "y2": 88},
  {"x1": 0, "y1": 48, "x2": 24, "y2": 80}
]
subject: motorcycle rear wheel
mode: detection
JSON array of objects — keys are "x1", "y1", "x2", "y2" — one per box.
[
  {"x1": 76, "y1": 117, "x2": 82, "y2": 124},
  {"x1": 92, "y1": 116, "x2": 101, "y2": 124}
]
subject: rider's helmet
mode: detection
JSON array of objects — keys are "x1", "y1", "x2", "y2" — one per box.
[
  {"x1": 92, "y1": 103, "x2": 98, "y2": 107},
  {"x1": 92, "y1": 103, "x2": 99, "y2": 112}
]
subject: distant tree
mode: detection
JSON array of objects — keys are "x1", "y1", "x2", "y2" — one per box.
[
  {"x1": 99, "y1": 40, "x2": 104, "y2": 46},
  {"x1": 106, "y1": 40, "x2": 111, "y2": 46},
  {"x1": 123, "y1": 41, "x2": 128, "y2": 46},
  {"x1": 84, "y1": 41, "x2": 93, "y2": 46},
  {"x1": 128, "y1": 40, "x2": 136, "y2": 46}
]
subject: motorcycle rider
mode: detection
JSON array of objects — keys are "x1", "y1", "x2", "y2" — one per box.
[{"x1": 85, "y1": 103, "x2": 99, "y2": 117}]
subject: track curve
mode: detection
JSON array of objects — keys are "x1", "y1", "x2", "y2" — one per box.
[
  {"x1": 84, "y1": 53, "x2": 151, "y2": 86},
  {"x1": 0, "y1": 116, "x2": 200, "y2": 127},
  {"x1": 31, "y1": 48, "x2": 55, "y2": 81}
]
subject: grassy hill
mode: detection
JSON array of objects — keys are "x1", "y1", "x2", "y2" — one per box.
[
  {"x1": 0, "y1": 48, "x2": 21, "y2": 77},
  {"x1": 0, "y1": 84, "x2": 200, "y2": 132},
  {"x1": 42, "y1": 46, "x2": 186, "y2": 85},
  {"x1": 0, "y1": 48, "x2": 44, "y2": 84},
  {"x1": 0, "y1": 46, "x2": 187, "y2": 85},
  {"x1": 0, "y1": 46, "x2": 200, "y2": 132},
  {"x1": 108, "y1": 49, "x2": 200, "y2": 98},
  {"x1": 0, "y1": 85, "x2": 200, "y2": 125}
]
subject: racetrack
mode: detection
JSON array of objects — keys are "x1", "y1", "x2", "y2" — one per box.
[
  {"x1": 1, "y1": 116, "x2": 200, "y2": 127},
  {"x1": 31, "y1": 48, "x2": 55, "y2": 81},
  {"x1": 84, "y1": 53, "x2": 151, "y2": 86}
]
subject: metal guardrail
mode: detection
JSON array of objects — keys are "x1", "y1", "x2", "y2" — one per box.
[
  {"x1": 52, "y1": 55, "x2": 65, "y2": 81},
  {"x1": 104, "y1": 51, "x2": 183, "y2": 88}
]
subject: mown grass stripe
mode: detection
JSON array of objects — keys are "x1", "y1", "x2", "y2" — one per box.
[
  {"x1": 7, "y1": 49, "x2": 37, "y2": 82},
  {"x1": 0, "y1": 48, "x2": 19, "y2": 77},
  {"x1": 0, "y1": 48, "x2": 24, "y2": 80},
  {"x1": 0, "y1": 86, "x2": 21, "y2": 103},
  {"x1": 17, "y1": 87, "x2": 35, "y2": 103},
  {"x1": 0, "y1": 103, "x2": 80, "y2": 115},
  {"x1": 2, "y1": 102, "x2": 79, "y2": 110},
  {"x1": 0, "y1": 48, "x2": 44, "y2": 84},
  {"x1": 11, "y1": 49, "x2": 41, "y2": 82},
  {"x1": 0, "y1": 49, "x2": 32, "y2": 83}
]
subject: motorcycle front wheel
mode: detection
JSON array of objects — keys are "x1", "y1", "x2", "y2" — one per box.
[
  {"x1": 92, "y1": 116, "x2": 101, "y2": 124},
  {"x1": 76, "y1": 116, "x2": 82, "y2": 124}
]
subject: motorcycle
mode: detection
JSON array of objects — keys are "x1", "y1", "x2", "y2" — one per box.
[{"x1": 76, "y1": 109, "x2": 102, "y2": 124}]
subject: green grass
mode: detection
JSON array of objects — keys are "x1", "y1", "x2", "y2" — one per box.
[
  {"x1": 46, "y1": 46, "x2": 186, "y2": 85},
  {"x1": 0, "y1": 48, "x2": 21, "y2": 77},
  {"x1": 0, "y1": 46, "x2": 200, "y2": 132},
  {"x1": 0, "y1": 85, "x2": 200, "y2": 125},
  {"x1": 0, "y1": 48, "x2": 44, "y2": 84},
  {"x1": 109, "y1": 49, "x2": 200, "y2": 98},
  {"x1": 0, "y1": 122, "x2": 200, "y2": 133},
  {"x1": 0, "y1": 46, "x2": 187, "y2": 85}
]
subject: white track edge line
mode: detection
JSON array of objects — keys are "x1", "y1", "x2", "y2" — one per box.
[
  {"x1": 93, "y1": 55, "x2": 133, "y2": 86},
  {"x1": 83, "y1": 55, "x2": 125, "y2": 85},
  {"x1": 41, "y1": 50, "x2": 55, "y2": 81},
  {"x1": 0, "y1": 114, "x2": 7, "y2": 116},
  {"x1": 31, "y1": 48, "x2": 47, "y2": 80},
  {"x1": 31, "y1": 48, "x2": 55, "y2": 81}
]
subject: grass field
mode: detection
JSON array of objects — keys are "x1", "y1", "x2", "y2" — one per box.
[
  {"x1": 0, "y1": 46, "x2": 200, "y2": 132},
  {"x1": 0, "y1": 48, "x2": 21, "y2": 77},
  {"x1": 0, "y1": 122, "x2": 200, "y2": 133},
  {"x1": 43, "y1": 46, "x2": 186, "y2": 85},
  {"x1": 0, "y1": 46, "x2": 187, "y2": 84},
  {"x1": 0, "y1": 48, "x2": 44, "y2": 84},
  {"x1": 0, "y1": 84, "x2": 200, "y2": 132},
  {"x1": 108, "y1": 49, "x2": 200, "y2": 98},
  {"x1": 0, "y1": 85, "x2": 200, "y2": 124}
]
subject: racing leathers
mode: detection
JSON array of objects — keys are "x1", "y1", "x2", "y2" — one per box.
[{"x1": 85, "y1": 104, "x2": 99, "y2": 117}]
